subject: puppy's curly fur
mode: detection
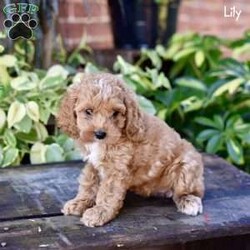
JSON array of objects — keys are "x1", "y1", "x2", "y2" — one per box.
[{"x1": 57, "y1": 73, "x2": 204, "y2": 227}]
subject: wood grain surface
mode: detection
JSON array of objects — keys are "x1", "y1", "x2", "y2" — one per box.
[{"x1": 0, "y1": 154, "x2": 249, "y2": 249}]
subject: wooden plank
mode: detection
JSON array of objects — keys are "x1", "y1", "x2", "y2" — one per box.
[
  {"x1": 0, "y1": 194, "x2": 250, "y2": 250},
  {"x1": 0, "y1": 154, "x2": 250, "y2": 221},
  {"x1": 0, "y1": 162, "x2": 82, "y2": 220}
]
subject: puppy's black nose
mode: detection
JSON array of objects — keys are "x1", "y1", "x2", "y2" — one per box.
[{"x1": 94, "y1": 130, "x2": 106, "y2": 140}]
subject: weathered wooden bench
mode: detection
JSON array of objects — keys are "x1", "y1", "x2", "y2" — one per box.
[{"x1": 0, "y1": 154, "x2": 250, "y2": 250}]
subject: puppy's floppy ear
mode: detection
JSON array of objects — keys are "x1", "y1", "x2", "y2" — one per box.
[
  {"x1": 124, "y1": 88, "x2": 145, "y2": 142},
  {"x1": 56, "y1": 87, "x2": 79, "y2": 139}
]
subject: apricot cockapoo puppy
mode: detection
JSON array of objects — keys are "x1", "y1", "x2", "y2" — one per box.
[{"x1": 57, "y1": 73, "x2": 204, "y2": 227}]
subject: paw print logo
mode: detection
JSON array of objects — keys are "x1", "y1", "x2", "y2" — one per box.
[{"x1": 4, "y1": 13, "x2": 37, "y2": 40}]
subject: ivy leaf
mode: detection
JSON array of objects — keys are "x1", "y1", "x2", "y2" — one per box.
[
  {"x1": 45, "y1": 143, "x2": 64, "y2": 163},
  {"x1": 14, "y1": 116, "x2": 32, "y2": 133},
  {"x1": 7, "y1": 101, "x2": 26, "y2": 128},
  {"x1": 2, "y1": 148, "x2": 19, "y2": 167},
  {"x1": 0, "y1": 108, "x2": 6, "y2": 129},
  {"x1": 46, "y1": 64, "x2": 69, "y2": 79},
  {"x1": 226, "y1": 139, "x2": 244, "y2": 165},
  {"x1": 0, "y1": 45, "x2": 4, "y2": 53},
  {"x1": 34, "y1": 122, "x2": 48, "y2": 142},
  {"x1": 0, "y1": 55, "x2": 17, "y2": 67},
  {"x1": 39, "y1": 75, "x2": 65, "y2": 90},
  {"x1": 0, "y1": 146, "x2": 3, "y2": 166},
  {"x1": 11, "y1": 76, "x2": 37, "y2": 91},
  {"x1": 30, "y1": 142, "x2": 46, "y2": 164},
  {"x1": 39, "y1": 106, "x2": 51, "y2": 124},
  {"x1": 3, "y1": 129, "x2": 16, "y2": 147},
  {"x1": 65, "y1": 150, "x2": 81, "y2": 161},
  {"x1": 26, "y1": 101, "x2": 40, "y2": 122}
]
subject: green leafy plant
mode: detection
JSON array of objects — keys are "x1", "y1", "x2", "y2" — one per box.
[
  {"x1": 0, "y1": 50, "x2": 81, "y2": 167},
  {"x1": 1, "y1": 32, "x2": 250, "y2": 172},
  {"x1": 113, "y1": 32, "x2": 250, "y2": 172},
  {"x1": 195, "y1": 114, "x2": 250, "y2": 165}
]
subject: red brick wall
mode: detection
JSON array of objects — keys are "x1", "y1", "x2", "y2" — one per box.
[
  {"x1": 177, "y1": 0, "x2": 250, "y2": 39},
  {"x1": 58, "y1": 0, "x2": 113, "y2": 50},
  {"x1": 57, "y1": 0, "x2": 250, "y2": 51}
]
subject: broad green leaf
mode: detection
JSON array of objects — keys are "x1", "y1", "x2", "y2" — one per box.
[
  {"x1": 181, "y1": 97, "x2": 203, "y2": 113},
  {"x1": 114, "y1": 56, "x2": 137, "y2": 75},
  {"x1": 30, "y1": 142, "x2": 46, "y2": 164},
  {"x1": 26, "y1": 101, "x2": 40, "y2": 122},
  {"x1": 213, "y1": 115, "x2": 224, "y2": 131},
  {"x1": 46, "y1": 64, "x2": 69, "y2": 79},
  {"x1": 194, "y1": 50, "x2": 205, "y2": 67},
  {"x1": 241, "y1": 133, "x2": 250, "y2": 145},
  {"x1": 0, "y1": 55, "x2": 17, "y2": 67},
  {"x1": 197, "y1": 129, "x2": 219, "y2": 142},
  {"x1": 16, "y1": 129, "x2": 37, "y2": 143},
  {"x1": 157, "y1": 108, "x2": 168, "y2": 120},
  {"x1": 206, "y1": 134, "x2": 222, "y2": 153},
  {"x1": 137, "y1": 95, "x2": 156, "y2": 115},
  {"x1": 0, "y1": 146, "x2": 3, "y2": 165},
  {"x1": 2, "y1": 148, "x2": 19, "y2": 167},
  {"x1": 56, "y1": 134, "x2": 74, "y2": 151},
  {"x1": 173, "y1": 47, "x2": 196, "y2": 61},
  {"x1": 7, "y1": 101, "x2": 26, "y2": 128},
  {"x1": 11, "y1": 76, "x2": 37, "y2": 91},
  {"x1": 72, "y1": 72, "x2": 85, "y2": 84},
  {"x1": 175, "y1": 77, "x2": 207, "y2": 92},
  {"x1": 39, "y1": 75, "x2": 65, "y2": 90},
  {"x1": 45, "y1": 143, "x2": 64, "y2": 163},
  {"x1": 142, "y1": 49, "x2": 162, "y2": 69},
  {"x1": 65, "y1": 150, "x2": 82, "y2": 161},
  {"x1": 39, "y1": 107, "x2": 51, "y2": 124},
  {"x1": 226, "y1": 115, "x2": 241, "y2": 129},
  {"x1": 84, "y1": 62, "x2": 100, "y2": 73},
  {"x1": 0, "y1": 66, "x2": 10, "y2": 85},
  {"x1": 14, "y1": 116, "x2": 32, "y2": 133},
  {"x1": 212, "y1": 78, "x2": 245, "y2": 97},
  {"x1": 0, "y1": 45, "x2": 4, "y2": 53},
  {"x1": 34, "y1": 122, "x2": 48, "y2": 141},
  {"x1": 3, "y1": 129, "x2": 16, "y2": 147},
  {"x1": 195, "y1": 117, "x2": 218, "y2": 129},
  {"x1": 226, "y1": 139, "x2": 244, "y2": 165},
  {"x1": 0, "y1": 108, "x2": 6, "y2": 129},
  {"x1": 234, "y1": 124, "x2": 250, "y2": 133},
  {"x1": 156, "y1": 73, "x2": 171, "y2": 89}
]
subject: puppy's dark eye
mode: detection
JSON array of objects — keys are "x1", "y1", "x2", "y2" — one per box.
[
  {"x1": 112, "y1": 111, "x2": 119, "y2": 118},
  {"x1": 85, "y1": 109, "x2": 93, "y2": 116}
]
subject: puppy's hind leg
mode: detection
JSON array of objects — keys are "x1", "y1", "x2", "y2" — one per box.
[{"x1": 172, "y1": 150, "x2": 204, "y2": 216}]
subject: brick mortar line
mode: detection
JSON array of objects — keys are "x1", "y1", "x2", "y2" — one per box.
[{"x1": 58, "y1": 16, "x2": 110, "y2": 24}]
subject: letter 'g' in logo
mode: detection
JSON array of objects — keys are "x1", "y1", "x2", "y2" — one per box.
[{"x1": 3, "y1": 3, "x2": 39, "y2": 40}]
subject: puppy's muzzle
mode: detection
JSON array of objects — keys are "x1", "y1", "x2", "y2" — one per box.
[{"x1": 94, "y1": 130, "x2": 107, "y2": 140}]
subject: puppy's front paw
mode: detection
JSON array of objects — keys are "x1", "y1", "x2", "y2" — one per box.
[
  {"x1": 175, "y1": 195, "x2": 203, "y2": 216},
  {"x1": 81, "y1": 206, "x2": 113, "y2": 227},
  {"x1": 62, "y1": 198, "x2": 90, "y2": 216}
]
